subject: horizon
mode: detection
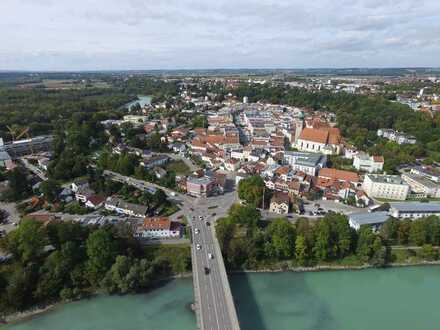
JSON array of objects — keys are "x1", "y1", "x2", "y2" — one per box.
[{"x1": 1, "y1": 0, "x2": 440, "y2": 71}]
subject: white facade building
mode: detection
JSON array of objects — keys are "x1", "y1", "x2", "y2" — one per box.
[
  {"x1": 353, "y1": 152, "x2": 384, "y2": 173},
  {"x1": 362, "y1": 174, "x2": 410, "y2": 201}
]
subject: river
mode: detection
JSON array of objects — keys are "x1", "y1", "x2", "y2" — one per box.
[
  {"x1": 122, "y1": 95, "x2": 152, "y2": 110},
  {"x1": 4, "y1": 266, "x2": 440, "y2": 330}
]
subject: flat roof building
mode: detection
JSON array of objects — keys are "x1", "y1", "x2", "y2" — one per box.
[
  {"x1": 362, "y1": 174, "x2": 409, "y2": 201},
  {"x1": 389, "y1": 202, "x2": 440, "y2": 219}
]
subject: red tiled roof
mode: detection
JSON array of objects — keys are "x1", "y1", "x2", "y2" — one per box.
[
  {"x1": 299, "y1": 128, "x2": 329, "y2": 144},
  {"x1": 373, "y1": 155, "x2": 384, "y2": 163},
  {"x1": 318, "y1": 168, "x2": 360, "y2": 183},
  {"x1": 142, "y1": 217, "x2": 171, "y2": 230}
]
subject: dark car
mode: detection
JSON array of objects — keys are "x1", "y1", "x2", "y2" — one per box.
[
  {"x1": 206, "y1": 222, "x2": 211, "y2": 226},
  {"x1": 204, "y1": 267, "x2": 210, "y2": 275}
]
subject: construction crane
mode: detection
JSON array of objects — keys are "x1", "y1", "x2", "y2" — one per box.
[
  {"x1": 6, "y1": 126, "x2": 34, "y2": 156},
  {"x1": 6, "y1": 126, "x2": 30, "y2": 142}
]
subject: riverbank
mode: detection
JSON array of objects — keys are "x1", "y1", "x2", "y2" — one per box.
[
  {"x1": 230, "y1": 259, "x2": 440, "y2": 275},
  {"x1": 0, "y1": 272, "x2": 193, "y2": 326},
  {"x1": 3, "y1": 260, "x2": 440, "y2": 327}
]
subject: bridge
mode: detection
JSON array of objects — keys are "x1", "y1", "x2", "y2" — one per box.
[
  {"x1": 105, "y1": 171, "x2": 241, "y2": 329},
  {"x1": 188, "y1": 198, "x2": 241, "y2": 330}
]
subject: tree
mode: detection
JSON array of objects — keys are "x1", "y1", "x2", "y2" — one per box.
[
  {"x1": 295, "y1": 235, "x2": 308, "y2": 266},
  {"x1": 1, "y1": 168, "x2": 32, "y2": 201},
  {"x1": 228, "y1": 204, "x2": 261, "y2": 228},
  {"x1": 86, "y1": 229, "x2": 118, "y2": 285},
  {"x1": 5, "y1": 219, "x2": 46, "y2": 264},
  {"x1": 356, "y1": 226, "x2": 376, "y2": 262},
  {"x1": 313, "y1": 219, "x2": 332, "y2": 261},
  {"x1": 40, "y1": 179, "x2": 61, "y2": 203},
  {"x1": 265, "y1": 218, "x2": 295, "y2": 259},
  {"x1": 237, "y1": 176, "x2": 267, "y2": 206},
  {"x1": 420, "y1": 244, "x2": 438, "y2": 261}
]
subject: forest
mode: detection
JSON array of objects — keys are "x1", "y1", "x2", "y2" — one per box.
[{"x1": 0, "y1": 220, "x2": 190, "y2": 315}]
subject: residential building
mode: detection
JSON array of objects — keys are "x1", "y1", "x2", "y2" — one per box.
[
  {"x1": 135, "y1": 217, "x2": 182, "y2": 239},
  {"x1": 389, "y1": 202, "x2": 440, "y2": 219},
  {"x1": 269, "y1": 192, "x2": 290, "y2": 215},
  {"x1": 140, "y1": 155, "x2": 169, "y2": 169},
  {"x1": 123, "y1": 115, "x2": 149, "y2": 126},
  {"x1": 362, "y1": 174, "x2": 410, "y2": 201},
  {"x1": 104, "y1": 197, "x2": 148, "y2": 218},
  {"x1": 377, "y1": 128, "x2": 417, "y2": 145},
  {"x1": 348, "y1": 211, "x2": 390, "y2": 231},
  {"x1": 186, "y1": 175, "x2": 216, "y2": 197},
  {"x1": 85, "y1": 195, "x2": 105, "y2": 209},
  {"x1": 75, "y1": 186, "x2": 95, "y2": 203},
  {"x1": 318, "y1": 168, "x2": 360, "y2": 185},
  {"x1": 283, "y1": 151, "x2": 327, "y2": 176},
  {"x1": 353, "y1": 152, "x2": 384, "y2": 173}
]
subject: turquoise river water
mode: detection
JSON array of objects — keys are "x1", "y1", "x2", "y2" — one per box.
[{"x1": 4, "y1": 266, "x2": 440, "y2": 330}]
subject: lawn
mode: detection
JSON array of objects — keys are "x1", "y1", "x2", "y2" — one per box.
[{"x1": 165, "y1": 160, "x2": 191, "y2": 175}]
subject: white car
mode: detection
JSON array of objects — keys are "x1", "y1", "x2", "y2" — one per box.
[
  {"x1": 196, "y1": 244, "x2": 201, "y2": 250},
  {"x1": 199, "y1": 216, "x2": 203, "y2": 220},
  {"x1": 208, "y1": 253, "x2": 214, "y2": 259},
  {"x1": 194, "y1": 228, "x2": 200, "y2": 234}
]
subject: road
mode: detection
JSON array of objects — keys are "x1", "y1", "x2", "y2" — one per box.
[
  {"x1": 188, "y1": 195, "x2": 240, "y2": 330},
  {"x1": 104, "y1": 169, "x2": 242, "y2": 329},
  {"x1": 19, "y1": 158, "x2": 48, "y2": 181}
]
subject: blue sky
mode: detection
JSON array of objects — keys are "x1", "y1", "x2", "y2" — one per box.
[{"x1": 1, "y1": 0, "x2": 439, "y2": 70}]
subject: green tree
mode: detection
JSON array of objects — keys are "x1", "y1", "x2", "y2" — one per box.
[
  {"x1": 356, "y1": 226, "x2": 376, "y2": 262},
  {"x1": 265, "y1": 218, "x2": 295, "y2": 259},
  {"x1": 40, "y1": 179, "x2": 61, "y2": 203},
  {"x1": 86, "y1": 229, "x2": 118, "y2": 285},
  {"x1": 1, "y1": 168, "x2": 32, "y2": 201},
  {"x1": 237, "y1": 176, "x2": 267, "y2": 206},
  {"x1": 5, "y1": 219, "x2": 46, "y2": 264},
  {"x1": 295, "y1": 235, "x2": 308, "y2": 266}
]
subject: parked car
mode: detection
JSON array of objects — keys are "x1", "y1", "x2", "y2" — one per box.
[
  {"x1": 208, "y1": 253, "x2": 214, "y2": 259},
  {"x1": 204, "y1": 267, "x2": 210, "y2": 275},
  {"x1": 194, "y1": 228, "x2": 200, "y2": 234},
  {"x1": 206, "y1": 222, "x2": 211, "y2": 226},
  {"x1": 196, "y1": 244, "x2": 201, "y2": 250}
]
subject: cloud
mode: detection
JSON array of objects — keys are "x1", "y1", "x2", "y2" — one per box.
[{"x1": 0, "y1": 0, "x2": 439, "y2": 70}]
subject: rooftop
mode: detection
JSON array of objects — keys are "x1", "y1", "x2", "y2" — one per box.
[
  {"x1": 349, "y1": 211, "x2": 389, "y2": 225},
  {"x1": 390, "y1": 202, "x2": 440, "y2": 212},
  {"x1": 365, "y1": 174, "x2": 407, "y2": 185}
]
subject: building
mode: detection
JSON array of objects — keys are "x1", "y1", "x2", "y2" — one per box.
[
  {"x1": 135, "y1": 217, "x2": 182, "y2": 239},
  {"x1": 377, "y1": 129, "x2": 416, "y2": 145},
  {"x1": 362, "y1": 174, "x2": 410, "y2": 201},
  {"x1": 402, "y1": 173, "x2": 440, "y2": 198},
  {"x1": 348, "y1": 211, "x2": 390, "y2": 231},
  {"x1": 75, "y1": 186, "x2": 95, "y2": 203},
  {"x1": 104, "y1": 197, "x2": 148, "y2": 218},
  {"x1": 269, "y1": 192, "x2": 290, "y2": 215},
  {"x1": 186, "y1": 175, "x2": 216, "y2": 197},
  {"x1": 389, "y1": 202, "x2": 440, "y2": 219},
  {"x1": 283, "y1": 151, "x2": 327, "y2": 176},
  {"x1": 140, "y1": 155, "x2": 169, "y2": 169},
  {"x1": 353, "y1": 152, "x2": 384, "y2": 173},
  {"x1": 85, "y1": 195, "x2": 105, "y2": 209},
  {"x1": 123, "y1": 115, "x2": 149, "y2": 126},
  {"x1": 318, "y1": 168, "x2": 360, "y2": 185},
  {"x1": 296, "y1": 127, "x2": 342, "y2": 155}
]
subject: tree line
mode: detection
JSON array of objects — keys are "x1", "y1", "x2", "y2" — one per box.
[
  {"x1": 0, "y1": 220, "x2": 190, "y2": 315},
  {"x1": 216, "y1": 204, "x2": 440, "y2": 271}
]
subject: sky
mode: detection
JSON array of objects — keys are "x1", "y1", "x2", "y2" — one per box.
[{"x1": 1, "y1": 0, "x2": 440, "y2": 71}]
